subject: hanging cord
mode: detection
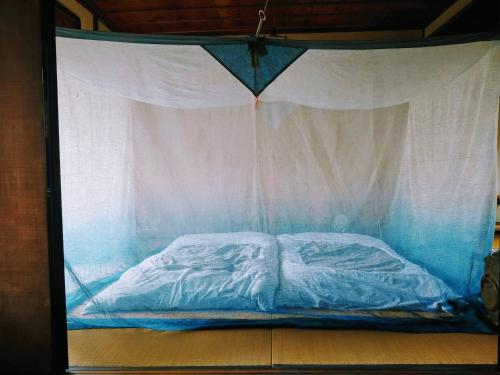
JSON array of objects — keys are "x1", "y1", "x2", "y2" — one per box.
[
  {"x1": 255, "y1": 0, "x2": 269, "y2": 38},
  {"x1": 255, "y1": 96, "x2": 261, "y2": 109},
  {"x1": 253, "y1": 0, "x2": 269, "y2": 106}
]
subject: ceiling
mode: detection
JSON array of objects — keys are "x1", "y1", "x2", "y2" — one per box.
[{"x1": 80, "y1": 0, "x2": 499, "y2": 37}]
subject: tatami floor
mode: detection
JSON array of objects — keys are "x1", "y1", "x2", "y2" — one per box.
[{"x1": 68, "y1": 328, "x2": 497, "y2": 368}]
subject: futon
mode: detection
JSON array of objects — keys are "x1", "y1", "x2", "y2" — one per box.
[
  {"x1": 66, "y1": 231, "x2": 475, "y2": 331},
  {"x1": 275, "y1": 233, "x2": 458, "y2": 312},
  {"x1": 81, "y1": 232, "x2": 278, "y2": 314}
]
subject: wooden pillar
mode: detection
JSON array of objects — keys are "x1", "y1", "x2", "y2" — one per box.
[{"x1": 0, "y1": 1, "x2": 67, "y2": 373}]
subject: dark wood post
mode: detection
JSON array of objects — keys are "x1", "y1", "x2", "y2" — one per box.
[{"x1": 0, "y1": 1, "x2": 67, "y2": 373}]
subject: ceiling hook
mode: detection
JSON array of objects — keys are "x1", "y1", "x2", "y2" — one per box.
[{"x1": 255, "y1": 0, "x2": 269, "y2": 38}]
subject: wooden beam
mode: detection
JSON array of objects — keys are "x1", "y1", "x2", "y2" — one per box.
[
  {"x1": 75, "y1": 0, "x2": 121, "y2": 31},
  {"x1": 98, "y1": 20, "x2": 110, "y2": 32},
  {"x1": 110, "y1": 5, "x2": 442, "y2": 27},
  {"x1": 150, "y1": 28, "x2": 422, "y2": 40},
  {"x1": 96, "y1": 0, "x2": 439, "y2": 14},
  {"x1": 58, "y1": 0, "x2": 93, "y2": 30},
  {"x1": 124, "y1": 12, "x2": 427, "y2": 35},
  {"x1": 275, "y1": 30, "x2": 423, "y2": 41},
  {"x1": 424, "y1": 0, "x2": 474, "y2": 37}
]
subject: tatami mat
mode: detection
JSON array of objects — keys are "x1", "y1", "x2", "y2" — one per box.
[
  {"x1": 272, "y1": 328, "x2": 497, "y2": 365},
  {"x1": 68, "y1": 328, "x2": 497, "y2": 368},
  {"x1": 68, "y1": 328, "x2": 272, "y2": 368}
]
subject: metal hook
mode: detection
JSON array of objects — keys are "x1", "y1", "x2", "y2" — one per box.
[
  {"x1": 259, "y1": 9, "x2": 266, "y2": 21},
  {"x1": 255, "y1": 0, "x2": 269, "y2": 38}
]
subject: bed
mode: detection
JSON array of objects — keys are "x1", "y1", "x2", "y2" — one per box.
[{"x1": 66, "y1": 232, "x2": 488, "y2": 332}]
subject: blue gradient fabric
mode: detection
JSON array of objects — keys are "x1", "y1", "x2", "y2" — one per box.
[{"x1": 56, "y1": 32, "x2": 500, "y2": 331}]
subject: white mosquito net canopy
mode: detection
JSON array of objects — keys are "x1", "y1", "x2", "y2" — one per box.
[{"x1": 56, "y1": 30, "x2": 500, "y2": 331}]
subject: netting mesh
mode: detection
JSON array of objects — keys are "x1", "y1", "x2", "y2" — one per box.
[{"x1": 57, "y1": 35, "x2": 500, "y2": 331}]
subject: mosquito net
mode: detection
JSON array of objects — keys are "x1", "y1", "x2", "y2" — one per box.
[{"x1": 57, "y1": 29, "x2": 500, "y2": 331}]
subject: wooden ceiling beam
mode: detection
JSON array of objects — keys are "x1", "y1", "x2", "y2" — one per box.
[
  {"x1": 283, "y1": 29, "x2": 423, "y2": 40},
  {"x1": 126, "y1": 23, "x2": 425, "y2": 35},
  {"x1": 424, "y1": 0, "x2": 474, "y2": 37},
  {"x1": 149, "y1": 27, "x2": 423, "y2": 38},
  {"x1": 75, "y1": 0, "x2": 121, "y2": 31},
  {"x1": 126, "y1": 18, "x2": 426, "y2": 35},
  {"x1": 101, "y1": 1, "x2": 442, "y2": 15},
  {"x1": 112, "y1": 11, "x2": 433, "y2": 27},
  {"x1": 95, "y1": 0, "x2": 445, "y2": 13},
  {"x1": 107, "y1": 6, "x2": 440, "y2": 25},
  {"x1": 87, "y1": 0, "x2": 459, "y2": 36}
]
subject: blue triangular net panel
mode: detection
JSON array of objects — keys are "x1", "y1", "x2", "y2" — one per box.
[{"x1": 203, "y1": 40, "x2": 306, "y2": 96}]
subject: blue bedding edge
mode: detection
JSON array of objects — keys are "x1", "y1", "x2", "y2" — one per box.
[{"x1": 67, "y1": 307, "x2": 492, "y2": 333}]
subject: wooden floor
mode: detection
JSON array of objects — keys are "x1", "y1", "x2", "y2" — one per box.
[{"x1": 68, "y1": 328, "x2": 497, "y2": 369}]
